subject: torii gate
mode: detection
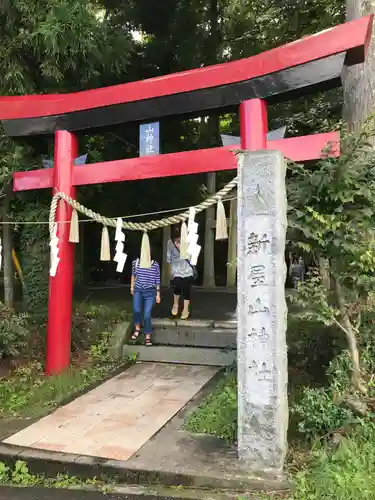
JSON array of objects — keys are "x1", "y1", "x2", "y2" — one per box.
[{"x1": 0, "y1": 15, "x2": 371, "y2": 375}]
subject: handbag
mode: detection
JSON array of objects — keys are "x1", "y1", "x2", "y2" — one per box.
[
  {"x1": 172, "y1": 242, "x2": 198, "y2": 281},
  {"x1": 188, "y1": 262, "x2": 198, "y2": 281}
]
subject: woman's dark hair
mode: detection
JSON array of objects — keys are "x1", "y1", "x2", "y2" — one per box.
[{"x1": 171, "y1": 226, "x2": 180, "y2": 242}]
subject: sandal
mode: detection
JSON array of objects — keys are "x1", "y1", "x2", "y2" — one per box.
[
  {"x1": 131, "y1": 328, "x2": 141, "y2": 341},
  {"x1": 145, "y1": 336, "x2": 153, "y2": 346},
  {"x1": 171, "y1": 305, "x2": 179, "y2": 317},
  {"x1": 180, "y1": 311, "x2": 190, "y2": 320}
]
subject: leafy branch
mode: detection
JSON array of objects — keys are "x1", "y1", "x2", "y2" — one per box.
[{"x1": 288, "y1": 121, "x2": 375, "y2": 401}]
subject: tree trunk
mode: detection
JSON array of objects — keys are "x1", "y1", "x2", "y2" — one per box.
[
  {"x1": 203, "y1": 0, "x2": 220, "y2": 288},
  {"x1": 203, "y1": 171, "x2": 216, "y2": 287},
  {"x1": 226, "y1": 197, "x2": 237, "y2": 287},
  {"x1": 342, "y1": 0, "x2": 374, "y2": 397},
  {"x1": 319, "y1": 257, "x2": 331, "y2": 290},
  {"x1": 3, "y1": 187, "x2": 14, "y2": 308},
  {"x1": 343, "y1": 0, "x2": 375, "y2": 133},
  {"x1": 334, "y1": 278, "x2": 366, "y2": 393},
  {"x1": 3, "y1": 222, "x2": 13, "y2": 308},
  {"x1": 161, "y1": 226, "x2": 171, "y2": 286},
  {"x1": 80, "y1": 221, "x2": 85, "y2": 283}
]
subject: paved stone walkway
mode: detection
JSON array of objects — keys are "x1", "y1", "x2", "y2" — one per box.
[{"x1": 3, "y1": 363, "x2": 218, "y2": 461}]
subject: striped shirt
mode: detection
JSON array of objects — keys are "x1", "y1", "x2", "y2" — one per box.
[{"x1": 131, "y1": 259, "x2": 160, "y2": 290}]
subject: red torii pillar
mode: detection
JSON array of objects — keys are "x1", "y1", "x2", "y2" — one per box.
[
  {"x1": 240, "y1": 99, "x2": 268, "y2": 150},
  {"x1": 46, "y1": 131, "x2": 77, "y2": 374}
]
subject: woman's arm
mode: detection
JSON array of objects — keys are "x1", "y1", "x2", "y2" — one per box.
[
  {"x1": 166, "y1": 239, "x2": 172, "y2": 264},
  {"x1": 130, "y1": 260, "x2": 136, "y2": 295},
  {"x1": 155, "y1": 262, "x2": 161, "y2": 303},
  {"x1": 166, "y1": 241, "x2": 174, "y2": 279},
  {"x1": 155, "y1": 262, "x2": 161, "y2": 289}
]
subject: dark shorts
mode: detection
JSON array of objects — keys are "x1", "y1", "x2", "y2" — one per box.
[{"x1": 171, "y1": 276, "x2": 192, "y2": 300}]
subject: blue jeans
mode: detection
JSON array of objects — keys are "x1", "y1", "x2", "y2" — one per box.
[{"x1": 133, "y1": 289, "x2": 156, "y2": 334}]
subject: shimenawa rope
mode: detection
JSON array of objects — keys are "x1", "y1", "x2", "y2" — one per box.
[{"x1": 49, "y1": 176, "x2": 239, "y2": 239}]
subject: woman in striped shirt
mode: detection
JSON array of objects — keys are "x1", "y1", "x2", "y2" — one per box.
[{"x1": 130, "y1": 258, "x2": 161, "y2": 346}]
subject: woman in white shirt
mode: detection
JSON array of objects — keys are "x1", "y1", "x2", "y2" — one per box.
[{"x1": 167, "y1": 236, "x2": 194, "y2": 319}]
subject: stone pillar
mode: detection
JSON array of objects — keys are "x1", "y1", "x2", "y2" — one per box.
[{"x1": 237, "y1": 150, "x2": 288, "y2": 474}]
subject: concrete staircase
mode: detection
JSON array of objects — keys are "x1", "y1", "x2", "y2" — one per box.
[{"x1": 123, "y1": 318, "x2": 237, "y2": 366}]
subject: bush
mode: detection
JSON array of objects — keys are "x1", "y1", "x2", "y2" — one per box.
[
  {"x1": 292, "y1": 385, "x2": 356, "y2": 438},
  {"x1": 71, "y1": 302, "x2": 129, "y2": 352},
  {"x1": 291, "y1": 351, "x2": 359, "y2": 439},
  {"x1": 19, "y1": 203, "x2": 50, "y2": 311},
  {"x1": 0, "y1": 303, "x2": 28, "y2": 357},
  {"x1": 292, "y1": 311, "x2": 375, "y2": 439},
  {"x1": 287, "y1": 316, "x2": 342, "y2": 388}
]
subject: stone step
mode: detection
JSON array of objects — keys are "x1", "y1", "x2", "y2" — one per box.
[
  {"x1": 152, "y1": 326, "x2": 236, "y2": 348},
  {"x1": 132, "y1": 318, "x2": 238, "y2": 348},
  {"x1": 123, "y1": 345, "x2": 236, "y2": 366},
  {"x1": 153, "y1": 318, "x2": 237, "y2": 329}
]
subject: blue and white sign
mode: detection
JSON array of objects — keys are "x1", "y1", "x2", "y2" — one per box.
[{"x1": 139, "y1": 122, "x2": 160, "y2": 157}]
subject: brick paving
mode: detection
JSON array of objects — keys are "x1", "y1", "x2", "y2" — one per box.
[{"x1": 3, "y1": 363, "x2": 218, "y2": 461}]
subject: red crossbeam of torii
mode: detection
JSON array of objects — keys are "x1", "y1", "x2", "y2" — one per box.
[
  {"x1": 0, "y1": 15, "x2": 372, "y2": 375},
  {"x1": 12, "y1": 133, "x2": 339, "y2": 192}
]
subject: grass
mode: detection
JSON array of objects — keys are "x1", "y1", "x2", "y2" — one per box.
[
  {"x1": 287, "y1": 424, "x2": 375, "y2": 499},
  {"x1": 0, "y1": 355, "x2": 120, "y2": 421},
  {"x1": 185, "y1": 368, "x2": 237, "y2": 443},
  {"x1": 241, "y1": 427, "x2": 375, "y2": 499},
  {"x1": 0, "y1": 460, "x2": 100, "y2": 488},
  {"x1": 0, "y1": 300, "x2": 132, "y2": 424}
]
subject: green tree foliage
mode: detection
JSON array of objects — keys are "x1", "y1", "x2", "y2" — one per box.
[
  {"x1": 0, "y1": 303, "x2": 28, "y2": 357},
  {"x1": 222, "y1": 0, "x2": 344, "y2": 58},
  {"x1": 221, "y1": 0, "x2": 345, "y2": 136},
  {"x1": 0, "y1": 0, "x2": 134, "y2": 308},
  {"x1": 0, "y1": 0, "x2": 133, "y2": 95},
  {"x1": 289, "y1": 124, "x2": 375, "y2": 402}
]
